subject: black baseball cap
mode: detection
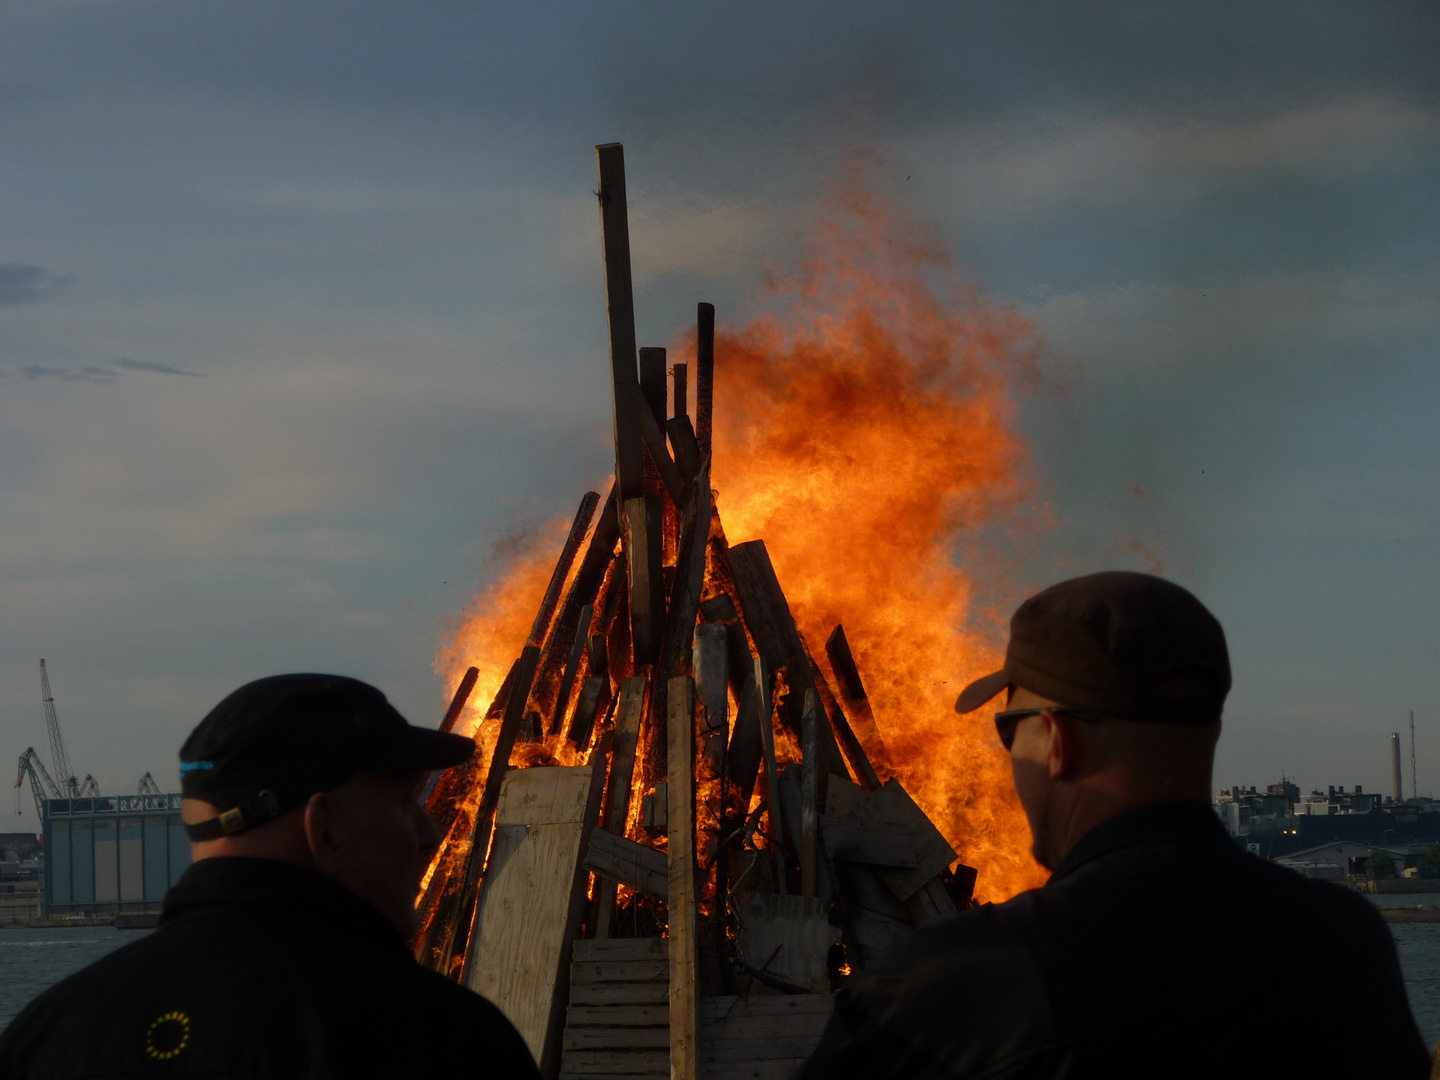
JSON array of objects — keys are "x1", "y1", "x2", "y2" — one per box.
[
  {"x1": 954, "y1": 571, "x2": 1231, "y2": 724},
  {"x1": 180, "y1": 673, "x2": 474, "y2": 840}
]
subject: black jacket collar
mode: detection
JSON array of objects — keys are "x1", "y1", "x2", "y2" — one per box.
[
  {"x1": 161, "y1": 856, "x2": 410, "y2": 957},
  {"x1": 1050, "y1": 800, "x2": 1228, "y2": 883}
]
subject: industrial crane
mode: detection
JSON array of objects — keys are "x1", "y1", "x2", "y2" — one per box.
[
  {"x1": 14, "y1": 747, "x2": 61, "y2": 823},
  {"x1": 37, "y1": 659, "x2": 94, "y2": 798},
  {"x1": 137, "y1": 772, "x2": 162, "y2": 797}
]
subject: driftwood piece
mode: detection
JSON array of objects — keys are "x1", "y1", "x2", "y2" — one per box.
[
  {"x1": 595, "y1": 144, "x2": 643, "y2": 504},
  {"x1": 465, "y1": 761, "x2": 608, "y2": 1078},
  {"x1": 594, "y1": 676, "x2": 648, "y2": 938},
  {"x1": 672, "y1": 361, "x2": 687, "y2": 421},
  {"x1": 695, "y1": 302, "x2": 714, "y2": 458},
  {"x1": 666, "y1": 415, "x2": 702, "y2": 482},
  {"x1": 623, "y1": 496, "x2": 665, "y2": 667},
  {"x1": 667, "y1": 675, "x2": 699, "y2": 1080},
  {"x1": 549, "y1": 604, "x2": 594, "y2": 735},
  {"x1": 824, "y1": 625, "x2": 889, "y2": 770},
  {"x1": 583, "y1": 826, "x2": 668, "y2": 899}
]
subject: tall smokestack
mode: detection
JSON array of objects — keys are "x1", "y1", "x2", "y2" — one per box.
[{"x1": 1392, "y1": 732, "x2": 1404, "y2": 803}]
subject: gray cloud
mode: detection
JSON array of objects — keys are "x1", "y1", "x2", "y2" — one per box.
[
  {"x1": 21, "y1": 364, "x2": 116, "y2": 384},
  {"x1": 0, "y1": 263, "x2": 70, "y2": 306},
  {"x1": 113, "y1": 357, "x2": 204, "y2": 376}
]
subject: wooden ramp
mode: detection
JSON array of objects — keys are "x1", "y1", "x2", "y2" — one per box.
[{"x1": 561, "y1": 939, "x2": 833, "y2": 1079}]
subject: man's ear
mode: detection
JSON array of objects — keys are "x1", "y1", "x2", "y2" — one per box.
[
  {"x1": 1045, "y1": 712, "x2": 1081, "y2": 781},
  {"x1": 303, "y1": 791, "x2": 336, "y2": 865}
]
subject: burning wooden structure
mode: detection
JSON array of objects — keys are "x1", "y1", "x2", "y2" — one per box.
[{"x1": 413, "y1": 143, "x2": 977, "y2": 1080}]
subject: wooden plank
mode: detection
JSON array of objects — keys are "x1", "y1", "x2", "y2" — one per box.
[
  {"x1": 700, "y1": 995, "x2": 834, "y2": 1019},
  {"x1": 702, "y1": 1034, "x2": 827, "y2": 1063},
  {"x1": 754, "y1": 656, "x2": 787, "y2": 895},
  {"x1": 594, "y1": 676, "x2": 648, "y2": 938},
  {"x1": 725, "y1": 671, "x2": 763, "y2": 818},
  {"x1": 638, "y1": 347, "x2": 668, "y2": 429},
  {"x1": 566, "y1": 1028, "x2": 670, "y2": 1051},
  {"x1": 694, "y1": 621, "x2": 729, "y2": 881},
  {"x1": 584, "y1": 827, "x2": 668, "y2": 899},
  {"x1": 641, "y1": 459, "x2": 712, "y2": 798},
  {"x1": 560, "y1": 1050, "x2": 668, "y2": 1076},
  {"x1": 628, "y1": 382, "x2": 686, "y2": 507},
  {"x1": 818, "y1": 816, "x2": 919, "y2": 868},
  {"x1": 574, "y1": 938, "x2": 667, "y2": 963},
  {"x1": 903, "y1": 875, "x2": 959, "y2": 928},
  {"x1": 530, "y1": 491, "x2": 601, "y2": 648},
  {"x1": 588, "y1": 634, "x2": 609, "y2": 679},
  {"x1": 801, "y1": 689, "x2": 820, "y2": 897},
  {"x1": 571, "y1": 958, "x2": 671, "y2": 984},
  {"x1": 671, "y1": 362, "x2": 687, "y2": 422},
  {"x1": 566, "y1": 676, "x2": 609, "y2": 749},
  {"x1": 550, "y1": 604, "x2": 595, "y2": 735},
  {"x1": 666, "y1": 415, "x2": 702, "y2": 482},
  {"x1": 427, "y1": 644, "x2": 542, "y2": 977},
  {"x1": 864, "y1": 781, "x2": 959, "y2": 902},
  {"x1": 695, "y1": 302, "x2": 714, "y2": 457},
  {"x1": 700, "y1": 1015, "x2": 830, "y2": 1041},
  {"x1": 466, "y1": 762, "x2": 608, "y2": 1078},
  {"x1": 823, "y1": 625, "x2": 889, "y2": 770},
  {"x1": 567, "y1": 1004, "x2": 670, "y2": 1026},
  {"x1": 623, "y1": 496, "x2": 664, "y2": 667},
  {"x1": 824, "y1": 775, "x2": 869, "y2": 818},
  {"x1": 667, "y1": 676, "x2": 699, "y2": 1080},
  {"x1": 569, "y1": 983, "x2": 671, "y2": 1006},
  {"x1": 805, "y1": 643, "x2": 881, "y2": 791},
  {"x1": 831, "y1": 859, "x2": 912, "y2": 972},
  {"x1": 702, "y1": 1063, "x2": 806, "y2": 1080},
  {"x1": 418, "y1": 664, "x2": 480, "y2": 809},
  {"x1": 733, "y1": 892, "x2": 839, "y2": 992},
  {"x1": 595, "y1": 144, "x2": 644, "y2": 504}
]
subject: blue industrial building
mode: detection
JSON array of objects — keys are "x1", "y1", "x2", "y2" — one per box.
[{"x1": 43, "y1": 794, "x2": 191, "y2": 915}]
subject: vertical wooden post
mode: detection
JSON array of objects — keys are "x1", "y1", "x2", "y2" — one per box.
[
  {"x1": 694, "y1": 622, "x2": 729, "y2": 882},
  {"x1": 639, "y1": 347, "x2": 668, "y2": 427},
  {"x1": 624, "y1": 496, "x2": 664, "y2": 667},
  {"x1": 596, "y1": 144, "x2": 644, "y2": 504},
  {"x1": 695, "y1": 302, "x2": 714, "y2": 459},
  {"x1": 754, "y1": 656, "x2": 787, "y2": 896},
  {"x1": 594, "y1": 677, "x2": 648, "y2": 938},
  {"x1": 800, "y1": 689, "x2": 820, "y2": 897},
  {"x1": 672, "y1": 362, "x2": 687, "y2": 422},
  {"x1": 667, "y1": 675, "x2": 699, "y2": 1080}
]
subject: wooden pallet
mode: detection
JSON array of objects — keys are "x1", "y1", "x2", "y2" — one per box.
[{"x1": 561, "y1": 939, "x2": 833, "y2": 1079}]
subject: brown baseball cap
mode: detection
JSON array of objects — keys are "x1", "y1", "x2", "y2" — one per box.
[{"x1": 954, "y1": 571, "x2": 1231, "y2": 724}]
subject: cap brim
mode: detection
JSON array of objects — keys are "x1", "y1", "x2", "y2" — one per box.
[
  {"x1": 388, "y1": 727, "x2": 476, "y2": 771},
  {"x1": 954, "y1": 669, "x2": 1010, "y2": 714}
]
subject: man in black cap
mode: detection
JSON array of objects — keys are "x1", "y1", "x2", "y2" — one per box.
[
  {"x1": 0, "y1": 673, "x2": 541, "y2": 1079},
  {"x1": 798, "y1": 571, "x2": 1429, "y2": 1079}
]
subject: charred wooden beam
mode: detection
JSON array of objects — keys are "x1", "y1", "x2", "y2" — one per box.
[
  {"x1": 725, "y1": 671, "x2": 764, "y2": 820},
  {"x1": 565, "y1": 675, "x2": 610, "y2": 750},
  {"x1": 418, "y1": 666, "x2": 480, "y2": 810},
  {"x1": 528, "y1": 491, "x2": 600, "y2": 649},
  {"x1": 629, "y1": 383, "x2": 686, "y2": 507},
  {"x1": 800, "y1": 689, "x2": 821, "y2": 897},
  {"x1": 695, "y1": 302, "x2": 714, "y2": 458},
  {"x1": 666, "y1": 415, "x2": 703, "y2": 483},
  {"x1": 639, "y1": 347, "x2": 668, "y2": 428},
  {"x1": 693, "y1": 622, "x2": 728, "y2": 884},
  {"x1": 584, "y1": 827, "x2": 668, "y2": 899},
  {"x1": 548, "y1": 604, "x2": 594, "y2": 736},
  {"x1": 672, "y1": 361, "x2": 687, "y2": 422},
  {"x1": 623, "y1": 496, "x2": 665, "y2": 668},
  {"x1": 824, "y1": 624, "x2": 890, "y2": 770},
  {"x1": 667, "y1": 675, "x2": 700, "y2": 1080},
  {"x1": 595, "y1": 144, "x2": 644, "y2": 504},
  {"x1": 805, "y1": 640, "x2": 882, "y2": 791},
  {"x1": 754, "y1": 655, "x2": 787, "y2": 896},
  {"x1": 594, "y1": 676, "x2": 648, "y2": 938}
]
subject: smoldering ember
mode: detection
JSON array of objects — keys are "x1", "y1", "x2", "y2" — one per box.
[{"x1": 413, "y1": 145, "x2": 984, "y2": 1080}]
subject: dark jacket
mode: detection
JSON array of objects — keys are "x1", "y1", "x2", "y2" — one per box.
[
  {"x1": 0, "y1": 857, "x2": 541, "y2": 1079},
  {"x1": 797, "y1": 802, "x2": 1429, "y2": 1080}
]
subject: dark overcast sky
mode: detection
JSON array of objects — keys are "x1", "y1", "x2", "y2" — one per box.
[{"x1": 3, "y1": 1, "x2": 1438, "y2": 830}]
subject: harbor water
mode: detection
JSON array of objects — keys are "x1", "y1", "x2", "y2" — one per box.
[{"x1": 5, "y1": 921, "x2": 1440, "y2": 1048}]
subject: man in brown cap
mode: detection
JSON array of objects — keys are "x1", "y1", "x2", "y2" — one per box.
[{"x1": 798, "y1": 571, "x2": 1428, "y2": 1079}]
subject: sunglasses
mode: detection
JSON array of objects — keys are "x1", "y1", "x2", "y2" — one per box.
[{"x1": 993, "y1": 707, "x2": 1103, "y2": 751}]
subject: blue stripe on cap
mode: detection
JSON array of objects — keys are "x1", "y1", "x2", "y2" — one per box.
[{"x1": 179, "y1": 761, "x2": 215, "y2": 772}]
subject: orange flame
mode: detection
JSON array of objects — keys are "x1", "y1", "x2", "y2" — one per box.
[{"x1": 697, "y1": 156, "x2": 1049, "y2": 901}]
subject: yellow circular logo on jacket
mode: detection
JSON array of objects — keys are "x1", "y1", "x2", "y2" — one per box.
[{"x1": 144, "y1": 1010, "x2": 191, "y2": 1061}]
